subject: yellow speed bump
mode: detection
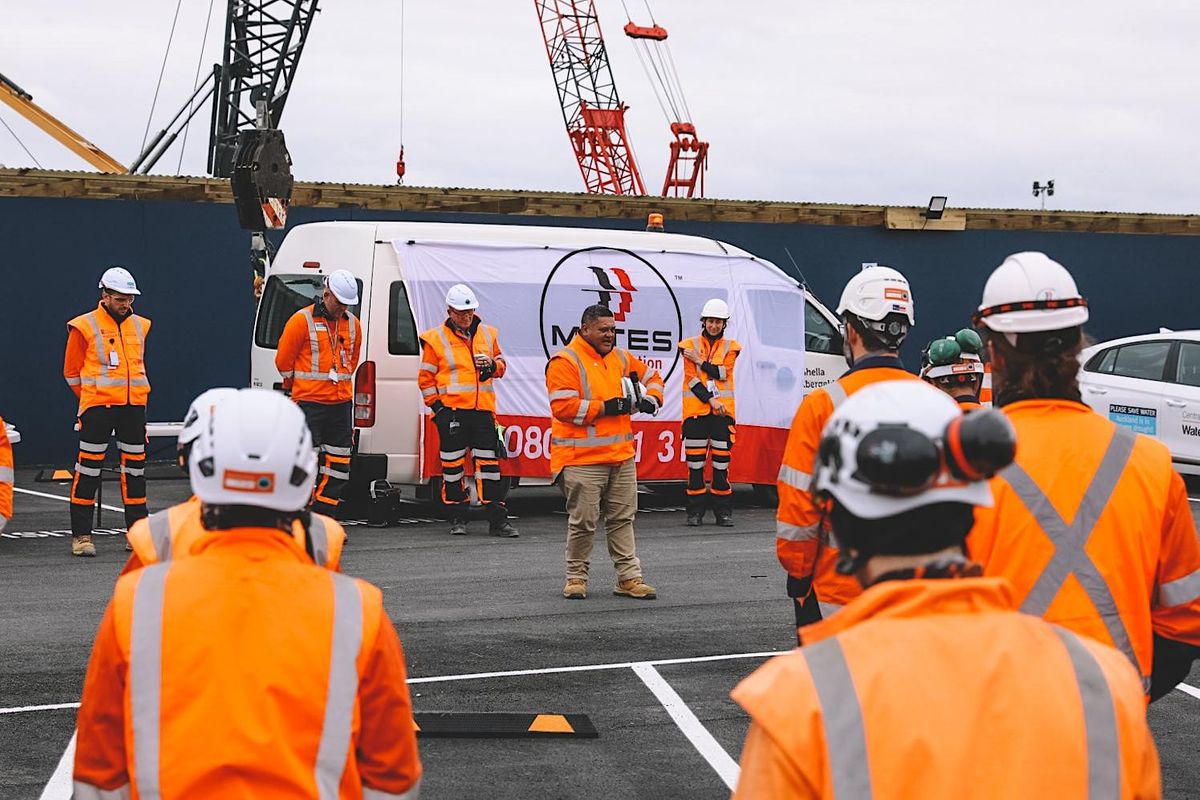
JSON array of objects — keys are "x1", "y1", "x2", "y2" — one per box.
[{"x1": 411, "y1": 712, "x2": 597, "y2": 739}]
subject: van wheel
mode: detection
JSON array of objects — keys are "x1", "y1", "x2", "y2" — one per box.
[{"x1": 752, "y1": 483, "x2": 778, "y2": 507}]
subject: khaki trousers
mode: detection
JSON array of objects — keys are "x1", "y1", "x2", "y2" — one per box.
[{"x1": 561, "y1": 459, "x2": 641, "y2": 582}]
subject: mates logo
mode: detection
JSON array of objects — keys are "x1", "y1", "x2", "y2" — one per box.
[{"x1": 539, "y1": 247, "x2": 683, "y2": 380}]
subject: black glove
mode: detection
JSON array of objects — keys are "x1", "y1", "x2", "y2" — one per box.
[
  {"x1": 478, "y1": 363, "x2": 496, "y2": 381},
  {"x1": 603, "y1": 396, "x2": 633, "y2": 416},
  {"x1": 432, "y1": 401, "x2": 451, "y2": 426},
  {"x1": 636, "y1": 397, "x2": 658, "y2": 415}
]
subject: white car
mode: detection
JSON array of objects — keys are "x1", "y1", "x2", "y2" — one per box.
[{"x1": 1079, "y1": 329, "x2": 1200, "y2": 475}]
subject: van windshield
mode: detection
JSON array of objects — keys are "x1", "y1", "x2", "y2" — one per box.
[{"x1": 254, "y1": 274, "x2": 363, "y2": 349}]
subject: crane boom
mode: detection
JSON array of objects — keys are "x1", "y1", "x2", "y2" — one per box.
[
  {"x1": 0, "y1": 72, "x2": 126, "y2": 173},
  {"x1": 534, "y1": 0, "x2": 646, "y2": 195}
]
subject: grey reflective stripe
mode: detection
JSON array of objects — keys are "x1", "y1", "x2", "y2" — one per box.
[
  {"x1": 279, "y1": 369, "x2": 296, "y2": 378},
  {"x1": 83, "y1": 312, "x2": 106, "y2": 371},
  {"x1": 477, "y1": 325, "x2": 494, "y2": 359},
  {"x1": 129, "y1": 378, "x2": 151, "y2": 388},
  {"x1": 447, "y1": 383, "x2": 492, "y2": 394},
  {"x1": 309, "y1": 515, "x2": 330, "y2": 567},
  {"x1": 147, "y1": 510, "x2": 172, "y2": 561},
  {"x1": 710, "y1": 440, "x2": 730, "y2": 449},
  {"x1": 0, "y1": 466, "x2": 12, "y2": 483},
  {"x1": 419, "y1": 362, "x2": 438, "y2": 374},
  {"x1": 683, "y1": 438, "x2": 708, "y2": 448},
  {"x1": 363, "y1": 780, "x2": 421, "y2": 800},
  {"x1": 550, "y1": 389, "x2": 579, "y2": 400},
  {"x1": 434, "y1": 327, "x2": 457, "y2": 378},
  {"x1": 778, "y1": 464, "x2": 812, "y2": 492},
  {"x1": 560, "y1": 348, "x2": 591, "y2": 399},
  {"x1": 320, "y1": 466, "x2": 352, "y2": 481},
  {"x1": 440, "y1": 448, "x2": 467, "y2": 460},
  {"x1": 420, "y1": 386, "x2": 438, "y2": 398},
  {"x1": 551, "y1": 432, "x2": 633, "y2": 448},
  {"x1": 573, "y1": 401, "x2": 590, "y2": 427},
  {"x1": 687, "y1": 377, "x2": 703, "y2": 389},
  {"x1": 712, "y1": 461, "x2": 729, "y2": 470},
  {"x1": 71, "y1": 782, "x2": 132, "y2": 800},
  {"x1": 472, "y1": 448, "x2": 497, "y2": 459},
  {"x1": 75, "y1": 463, "x2": 102, "y2": 477},
  {"x1": 79, "y1": 440, "x2": 109, "y2": 453},
  {"x1": 347, "y1": 313, "x2": 358, "y2": 359},
  {"x1": 121, "y1": 466, "x2": 145, "y2": 476},
  {"x1": 314, "y1": 575, "x2": 364, "y2": 799},
  {"x1": 805, "y1": 638, "x2": 872, "y2": 800},
  {"x1": 1158, "y1": 568, "x2": 1200, "y2": 608},
  {"x1": 712, "y1": 389, "x2": 734, "y2": 399},
  {"x1": 294, "y1": 371, "x2": 335, "y2": 381},
  {"x1": 82, "y1": 376, "x2": 133, "y2": 387},
  {"x1": 118, "y1": 442, "x2": 146, "y2": 454},
  {"x1": 130, "y1": 565, "x2": 168, "y2": 800},
  {"x1": 65, "y1": 376, "x2": 82, "y2": 386},
  {"x1": 1002, "y1": 427, "x2": 1141, "y2": 673},
  {"x1": 321, "y1": 444, "x2": 353, "y2": 457},
  {"x1": 717, "y1": 365, "x2": 728, "y2": 380},
  {"x1": 617, "y1": 350, "x2": 629, "y2": 372},
  {"x1": 777, "y1": 521, "x2": 819, "y2": 542},
  {"x1": 303, "y1": 308, "x2": 322, "y2": 373},
  {"x1": 825, "y1": 381, "x2": 848, "y2": 408},
  {"x1": 477, "y1": 472, "x2": 503, "y2": 481},
  {"x1": 1053, "y1": 627, "x2": 1121, "y2": 798},
  {"x1": 132, "y1": 315, "x2": 146, "y2": 349}
]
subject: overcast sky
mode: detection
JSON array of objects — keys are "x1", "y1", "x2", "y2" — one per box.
[{"x1": 3, "y1": 1, "x2": 1197, "y2": 213}]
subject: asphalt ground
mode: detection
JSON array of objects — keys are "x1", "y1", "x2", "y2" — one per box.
[{"x1": 1, "y1": 469, "x2": 1197, "y2": 799}]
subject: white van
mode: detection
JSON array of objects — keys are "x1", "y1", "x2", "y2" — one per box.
[{"x1": 250, "y1": 221, "x2": 846, "y2": 500}]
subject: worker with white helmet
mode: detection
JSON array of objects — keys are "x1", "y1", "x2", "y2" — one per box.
[
  {"x1": 733, "y1": 381, "x2": 1159, "y2": 798},
  {"x1": 74, "y1": 388, "x2": 422, "y2": 798},
  {"x1": 677, "y1": 297, "x2": 742, "y2": 526},
  {"x1": 776, "y1": 264, "x2": 920, "y2": 636},
  {"x1": 63, "y1": 266, "x2": 152, "y2": 557},
  {"x1": 274, "y1": 268, "x2": 362, "y2": 518},
  {"x1": 969, "y1": 251, "x2": 1200, "y2": 700},
  {"x1": 920, "y1": 328, "x2": 987, "y2": 409},
  {"x1": 120, "y1": 387, "x2": 347, "y2": 575},
  {"x1": 418, "y1": 283, "x2": 518, "y2": 537}
]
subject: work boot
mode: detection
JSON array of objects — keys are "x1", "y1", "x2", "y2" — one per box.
[
  {"x1": 489, "y1": 521, "x2": 520, "y2": 538},
  {"x1": 685, "y1": 512, "x2": 703, "y2": 527},
  {"x1": 714, "y1": 510, "x2": 734, "y2": 528},
  {"x1": 563, "y1": 578, "x2": 588, "y2": 600},
  {"x1": 614, "y1": 577, "x2": 657, "y2": 600},
  {"x1": 448, "y1": 518, "x2": 468, "y2": 536},
  {"x1": 72, "y1": 535, "x2": 96, "y2": 558}
]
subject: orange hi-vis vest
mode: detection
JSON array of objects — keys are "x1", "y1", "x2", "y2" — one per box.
[
  {"x1": 969, "y1": 399, "x2": 1200, "y2": 692},
  {"x1": 73, "y1": 530, "x2": 422, "y2": 800},
  {"x1": 275, "y1": 305, "x2": 361, "y2": 404},
  {"x1": 122, "y1": 496, "x2": 346, "y2": 575},
  {"x1": 732, "y1": 577, "x2": 1159, "y2": 799},
  {"x1": 0, "y1": 415, "x2": 11, "y2": 527},
  {"x1": 679, "y1": 334, "x2": 741, "y2": 419},
  {"x1": 64, "y1": 304, "x2": 151, "y2": 414},
  {"x1": 418, "y1": 319, "x2": 505, "y2": 412},
  {"x1": 776, "y1": 360, "x2": 920, "y2": 607},
  {"x1": 546, "y1": 336, "x2": 665, "y2": 475}
]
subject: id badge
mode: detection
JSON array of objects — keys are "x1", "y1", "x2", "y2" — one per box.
[
  {"x1": 108, "y1": 350, "x2": 120, "y2": 368},
  {"x1": 329, "y1": 368, "x2": 339, "y2": 383}
]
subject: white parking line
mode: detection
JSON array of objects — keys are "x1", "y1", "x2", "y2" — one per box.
[
  {"x1": 1177, "y1": 683, "x2": 1200, "y2": 700},
  {"x1": 37, "y1": 731, "x2": 74, "y2": 800},
  {"x1": 13, "y1": 486, "x2": 123, "y2": 513},
  {"x1": 632, "y1": 662, "x2": 741, "y2": 791}
]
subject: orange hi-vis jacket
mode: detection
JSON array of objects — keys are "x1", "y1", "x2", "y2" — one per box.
[
  {"x1": 0, "y1": 415, "x2": 12, "y2": 528},
  {"x1": 545, "y1": 336, "x2": 664, "y2": 475},
  {"x1": 969, "y1": 399, "x2": 1200, "y2": 692},
  {"x1": 418, "y1": 318, "x2": 506, "y2": 412},
  {"x1": 679, "y1": 334, "x2": 741, "y2": 419},
  {"x1": 275, "y1": 304, "x2": 362, "y2": 404},
  {"x1": 64, "y1": 303, "x2": 152, "y2": 414},
  {"x1": 74, "y1": 529, "x2": 422, "y2": 800},
  {"x1": 776, "y1": 357, "x2": 919, "y2": 606},
  {"x1": 121, "y1": 495, "x2": 347, "y2": 575},
  {"x1": 732, "y1": 577, "x2": 1160, "y2": 799}
]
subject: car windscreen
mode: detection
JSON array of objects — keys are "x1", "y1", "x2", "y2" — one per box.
[{"x1": 254, "y1": 274, "x2": 363, "y2": 349}]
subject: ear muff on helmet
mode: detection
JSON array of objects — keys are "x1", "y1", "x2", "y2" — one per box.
[
  {"x1": 943, "y1": 409, "x2": 1017, "y2": 481},
  {"x1": 852, "y1": 424, "x2": 941, "y2": 496}
]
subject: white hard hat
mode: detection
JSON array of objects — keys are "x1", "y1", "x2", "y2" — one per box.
[
  {"x1": 700, "y1": 298, "x2": 730, "y2": 320},
  {"x1": 325, "y1": 269, "x2": 359, "y2": 305},
  {"x1": 178, "y1": 387, "x2": 240, "y2": 448},
  {"x1": 923, "y1": 352, "x2": 985, "y2": 381},
  {"x1": 974, "y1": 252, "x2": 1088, "y2": 334},
  {"x1": 813, "y1": 381, "x2": 1015, "y2": 520},
  {"x1": 99, "y1": 266, "x2": 140, "y2": 296},
  {"x1": 189, "y1": 388, "x2": 317, "y2": 513},
  {"x1": 446, "y1": 283, "x2": 479, "y2": 311},
  {"x1": 837, "y1": 265, "x2": 914, "y2": 325}
]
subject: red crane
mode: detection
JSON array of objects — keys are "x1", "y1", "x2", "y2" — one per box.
[{"x1": 534, "y1": 0, "x2": 647, "y2": 195}]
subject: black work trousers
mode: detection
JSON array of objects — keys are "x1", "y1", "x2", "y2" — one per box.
[
  {"x1": 682, "y1": 414, "x2": 735, "y2": 515},
  {"x1": 434, "y1": 408, "x2": 508, "y2": 523},
  {"x1": 298, "y1": 400, "x2": 353, "y2": 516},
  {"x1": 70, "y1": 404, "x2": 148, "y2": 537}
]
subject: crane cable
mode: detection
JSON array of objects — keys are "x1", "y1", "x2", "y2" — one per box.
[
  {"x1": 620, "y1": 0, "x2": 690, "y2": 125},
  {"x1": 396, "y1": 0, "x2": 406, "y2": 183},
  {"x1": 0, "y1": 111, "x2": 42, "y2": 168},
  {"x1": 140, "y1": 0, "x2": 187, "y2": 156},
  {"x1": 177, "y1": 0, "x2": 219, "y2": 173}
]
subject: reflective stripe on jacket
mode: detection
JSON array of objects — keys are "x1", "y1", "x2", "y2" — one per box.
[
  {"x1": 275, "y1": 305, "x2": 361, "y2": 404},
  {"x1": 732, "y1": 577, "x2": 1160, "y2": 799},
  {"x1": 417, "y1": 318, "x2": 505, "y2": 412},
  {"x1": 74, "y1": 530, "x2": 422, "y2": 800},
  {"x1": 65, "y1": 304, "x2": 151, "y2": 413},
  {"x1": 776, "y1": 363, "x2": 919, "y2": 606},
  {"x1": 679, "y1": 335, "x2": 741, "y2": 419},
  {"x1": 122, "y1": 496, "x2": 346, "y2": 574},
  {"x1": 0, "y1": 415, "x2": 11, "y2": 527},
  {"x1": 969, "y1": 399, "x2": 1200, "y2": 691},
  {"x1": 545, "y1": 337, "x2": 665, "y2": 474}
]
